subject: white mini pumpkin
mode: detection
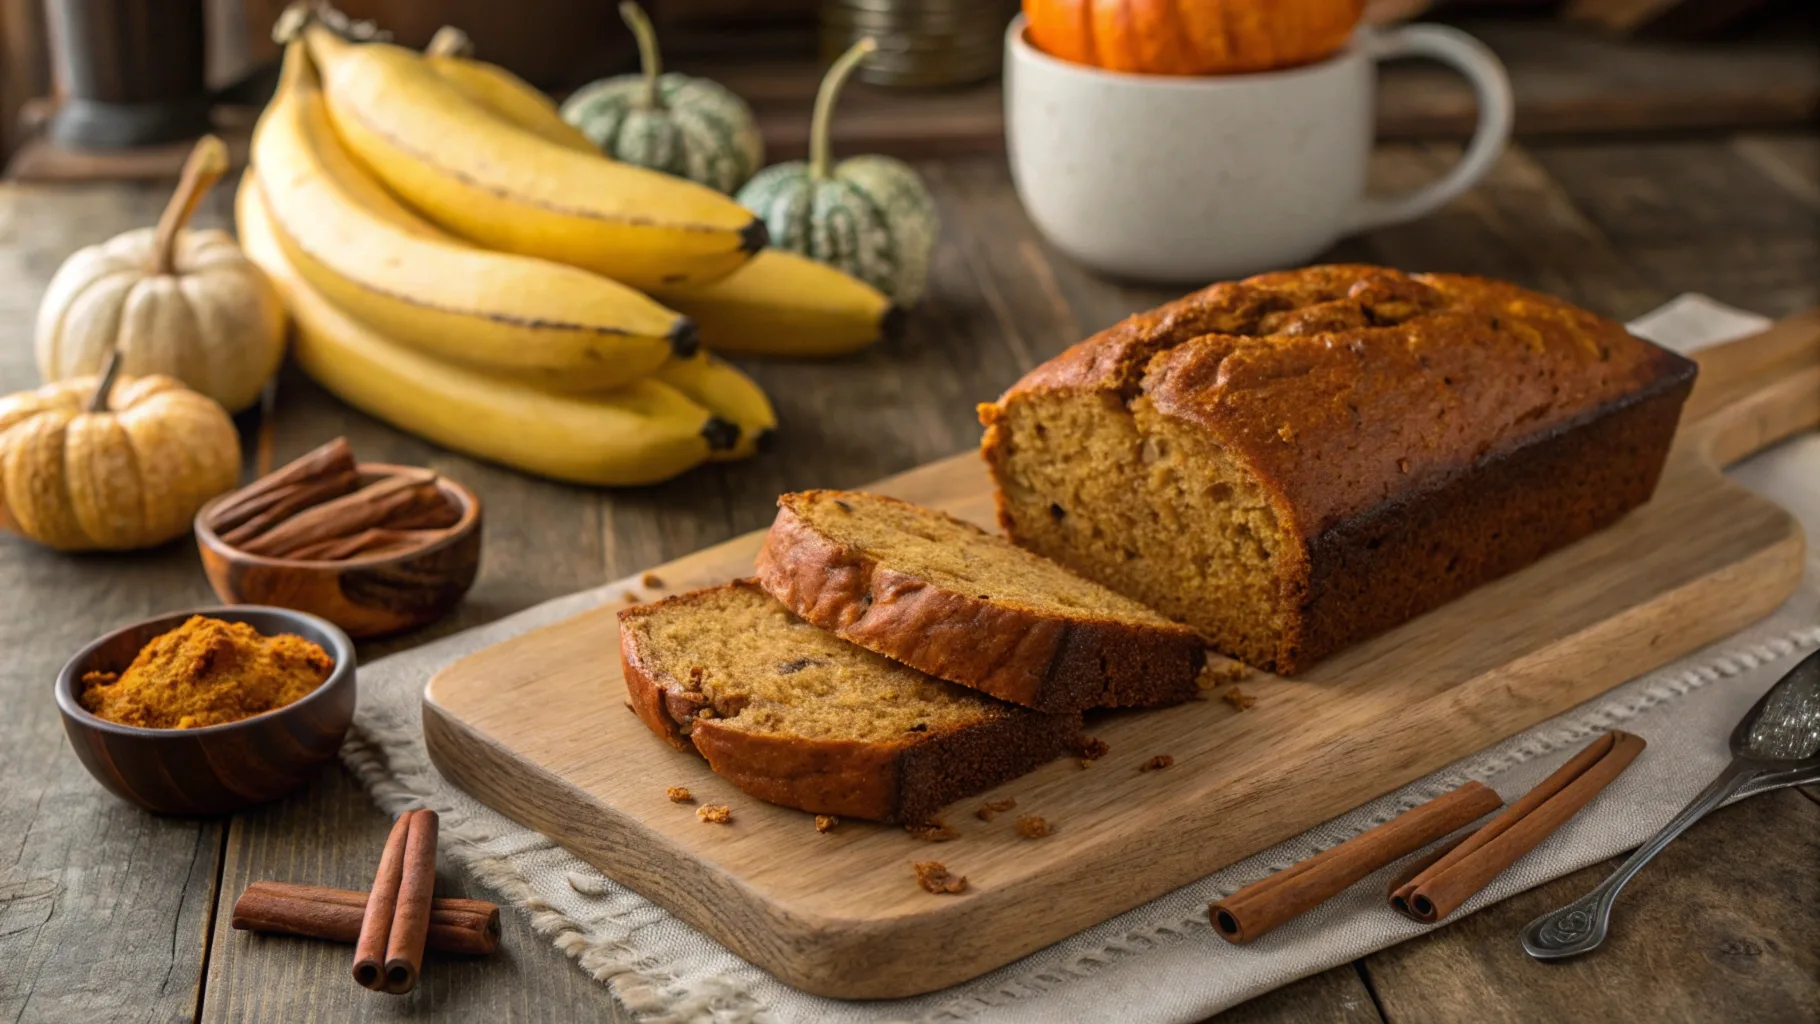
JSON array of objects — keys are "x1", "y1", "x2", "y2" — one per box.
[{"x1": 34, "y1": 136, "x2": 286, "y2": 414}]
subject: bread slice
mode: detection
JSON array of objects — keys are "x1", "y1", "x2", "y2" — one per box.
[
  {"x1": 755, "y1": 490, "x2": 1205, "y2": 713},
  {"x1": 620, "y1": 580, "x2": 1079, "y2": 823}
]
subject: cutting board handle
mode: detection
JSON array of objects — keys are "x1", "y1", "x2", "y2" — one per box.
[{"x1": 1677, "y1": 307, "x2": 1820, "y2": 469}]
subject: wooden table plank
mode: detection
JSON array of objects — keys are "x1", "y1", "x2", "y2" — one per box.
[
  {"x1": 0, "y1": 182, "x2": 238, "y2": 1024},
  {"x1": 1358, "y1": 789, "x2": 1820, "y2": 1022}
]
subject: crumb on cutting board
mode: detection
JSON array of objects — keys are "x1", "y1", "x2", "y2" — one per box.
[
  {"x1": 906, "y1": 819, "x2": 959, "y2": 842},
  {"x1": 815, "y1": 815, "x2": 839, "y2": 833},
  {"x1": 1016, "y1": 815, "x2": 1051, "y2": 839},
  {"x1": 1197, "y1": 658, "x2": 1252, "y2": 690},
  {"x1": 1077, "y1": 736, "x2": 1109, "y2": 760},
  {"x1": 1140, "y1": 754, "x2": 1175, "y2": 772},
  {"x1": 975, "y1": 798, "x2": 1017, "y2": 822},
  {"x1": 914, "y1": 861, "x2": 968, "y2": 895},
  {"x1": 641, "y1": 572, "x2": 665, "y2": 589},
  {"x1": 622, "y1": 592, "x2": 640, "y2": 605},
  {"x1": 1221, "y1": 686, "x2": 1257, "y2": 711},
  {"x1": 666, "y1": 786, "x2": 693, "y2": 803},
  {"x1": 697, "y1": 804, "x2": 731, "y2": 824}
]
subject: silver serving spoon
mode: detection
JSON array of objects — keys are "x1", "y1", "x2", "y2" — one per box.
[{"x1": 1522, "y1": 645, "x2": 1820, "y2": 961}]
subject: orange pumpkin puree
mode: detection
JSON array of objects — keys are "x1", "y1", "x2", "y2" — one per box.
[{"x1": 79, "y1": 615, "x2": 333, "y2": 729}]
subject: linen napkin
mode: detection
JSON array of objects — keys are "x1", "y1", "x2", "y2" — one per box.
[{"x1": 343, "y1": 296, "x2": 1815, "y2": 1023}]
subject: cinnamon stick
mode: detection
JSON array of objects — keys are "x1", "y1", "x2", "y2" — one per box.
[
  {"x1": 219, "y1": 470, "x2": 362, "y2": 546},
  {"x1": 239, "y1": 471, "x2": 441, "y2": 557},
  {"x1": 1388, "y1": 731, "x2": 1645, "y2": 924},
  {"x1": 383, "y1": 808, "x2": 439, "y2": 994},
  {"x1": 1209, "y1": 781, "x2": 1503, "y2": 944},
  {"x1": 284, "y1": 527, "x2": 458, "y2": 562},
  {"x1": 353, "y1": 810, "x2": 415, "y2": 990},
  {"x1": 232, "y1": 881, "x2": 499, "y2": 955},
  {"x1": 209, "y1": 438, "x2": 356, "y2": 532}
]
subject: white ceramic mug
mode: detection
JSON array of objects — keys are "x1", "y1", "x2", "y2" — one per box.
[{"x1": 1004, "y1": 16, "x2": 1514, "y2": 283}]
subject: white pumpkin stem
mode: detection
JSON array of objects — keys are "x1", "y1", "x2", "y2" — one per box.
[
  {"x1": 86, "y1": 351, "x2": 124, "y2": 413},
  {"x1": 619, "y1": 2, "x2": 664, "y2": 110},
  {"x1": 425, "y1": 26, "x2": 472, "y2": 58},
  {"x1": 151, "y1": 134, "x2": 229, "y2": 276},
  {"x1": 810, "y1": 37, "x2": 876, "y2": 180}
]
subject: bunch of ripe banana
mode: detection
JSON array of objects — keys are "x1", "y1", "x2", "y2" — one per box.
[{"x1": 241, "y1": 10, "x2": 894, "y2": 485}]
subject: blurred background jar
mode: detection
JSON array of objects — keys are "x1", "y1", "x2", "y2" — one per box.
[{"x1": 820, "y1": 0, "x2": 1018, "y2": 88}]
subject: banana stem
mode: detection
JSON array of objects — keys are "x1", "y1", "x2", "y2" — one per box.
[
  {"x1": 151, "y1": 134, "x2": 229, "y2": 275},
  {"x1": 810, "y1": 37, "x2": 875, "y2": 180},
  {"x1": 619, "y1": 2, "x2": 664, "y2": 110},
  {"x1": 425, "y1": 26, "x2": 473, "y2": 58}
]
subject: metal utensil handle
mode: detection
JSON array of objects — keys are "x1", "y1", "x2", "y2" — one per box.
[{"x1": 1521, "y1": 759, "x2": 1761, "y2": 960}]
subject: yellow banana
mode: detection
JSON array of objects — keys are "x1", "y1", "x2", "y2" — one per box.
[
  {"x1": 238, "y1": 172, "x2": 740, "y2": 486},
  {"x1": 429, "y1": 69, "x2": 890, "y2": 360},
  {"x1": 423, "y1": 27, "x2": 596, "y2": 155},
  {"x1": 252, "y1": 45, "x2": 694, "y2": 392},
  {"x1": 650, "y1": 250, "x2": 899, "y2": 357},
  {"x1": 653, "y1": 353, "x2": 776, "y2": 460},
  {"x1": 300, "y1": 21, "x2": 764, "y2": 291}
]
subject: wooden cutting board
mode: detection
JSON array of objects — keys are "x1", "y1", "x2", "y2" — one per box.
[{"x1": 423, "y1": 312, "x2": 1819, "y2": 999}]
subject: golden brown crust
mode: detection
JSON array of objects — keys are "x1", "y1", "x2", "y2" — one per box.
[
  {"x1": 618, "y1": 581, "x2": 1080, "y2": 823},
  {"x1": 755, "y1": 491, "x2": 1204, "y2": 713},
  {"x1": 981, "y1": 265, "x2": 1698, "y2": 674}
]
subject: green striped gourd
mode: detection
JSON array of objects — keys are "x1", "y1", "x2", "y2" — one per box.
[
  {"x1": 559, "y1": 2, "x2": 763, "y2": 194},
  {"x1": 736, "y1": 38, "x2": 937, "y2": 307}
]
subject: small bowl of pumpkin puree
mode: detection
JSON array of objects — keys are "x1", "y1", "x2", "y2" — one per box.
[{"x1": 55, "y1": 607, "x2": 356, "y2": 815}]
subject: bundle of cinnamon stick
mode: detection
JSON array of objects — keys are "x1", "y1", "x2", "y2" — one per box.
[
  {"x1": 207, "y1": 438, "x2": 461, "y2": 561},
  {"x1": 230, "y1": 808, "x2": 496, "y2": 994},
  {"x1": 1209, "y1": 731, "x2": 1645, "y2": 944}
]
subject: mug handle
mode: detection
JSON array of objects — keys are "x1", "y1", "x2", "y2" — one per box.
[{"x1": 1342, "y1": 25, "x2": 1514, "y2": 234}]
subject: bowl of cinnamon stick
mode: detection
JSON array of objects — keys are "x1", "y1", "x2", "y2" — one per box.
[{"x1": 194, "y1": 438, "x2": 482, "y2": 639}]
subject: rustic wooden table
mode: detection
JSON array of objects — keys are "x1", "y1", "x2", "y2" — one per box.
[{"x1": 2, "y1": 132, "x2": 1816, "y2": 1023}]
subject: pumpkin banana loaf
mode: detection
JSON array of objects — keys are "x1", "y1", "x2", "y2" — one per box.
[
  {"x1": 620, "y1": 580, "x2": 1079, "y2": 822},
  {"x1": 979, "y1": 264, "x2": 1697, "y2": 674},
  {"x1": 755, "y1": 489, "x2": 1205, "y2": 712}
]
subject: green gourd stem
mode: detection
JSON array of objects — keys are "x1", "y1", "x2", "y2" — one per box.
[
  {"x1": 87, "y1": 351, "x2": 123, "y2": 413},
  {"x1": 809, "y1": 37, "x2": 876, "y2": 180},
  {"x1": 619, "y1": 2, "x2": 664, "y2": 110}
]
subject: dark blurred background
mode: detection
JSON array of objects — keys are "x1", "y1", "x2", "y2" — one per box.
[{"x1": 3, "y1": 0, "x2": 1815, "y2": 179}]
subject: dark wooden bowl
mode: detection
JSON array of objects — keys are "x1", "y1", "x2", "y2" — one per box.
[
  {"x1": 194, "y1": 464, "x2": 483, "y2": 640},
  {"x1": 55, "y1": 607, "x2": 357, "y2": 815}
]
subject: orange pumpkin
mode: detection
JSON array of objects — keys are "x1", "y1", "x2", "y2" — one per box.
[{"x1": 1023, "y1": 0, "x2": 1367, "y2": 76}]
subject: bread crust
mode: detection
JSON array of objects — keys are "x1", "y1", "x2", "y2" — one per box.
[
  {"x1": 619, "y1": 581, "x2": 1080, "y2": 822},
  {"x1": 756, "y1": 491, "x2": 1204, "y2": 712},
  {"x1": 980, "y1": 265, "x2": 1699, "y2": 673}
]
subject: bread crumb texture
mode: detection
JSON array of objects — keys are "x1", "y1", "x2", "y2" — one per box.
[
  {"x1": 628, "y1": 581, "x2": 1022, "y2": 743},
  {"x1": 906, "y1": 819, "x2": 959, "y2": 842},
  {"x1": 976, "y1": 798, "x2": 1017, "y2": 822},
  {"x1": 665, "y1": 786, "x2": 693, "y2": 803},
  {"x1": 1221, "y1": 686, "x2": 1257, "y2": 711},
  {"x1": 1077, "y1": 736, "x2": 1110, "y2": 760},
  {"x1": 697, "y1": 804, "x2": 731, "y2": 824},
  {"x1": 1140, "y1": 754, "x2": 1175, "y2": 772},
  {"x1": 1016, "y1": 815, "x2": 1052, "y2": 839},
  {"x1": 1197, "y1": 658, "x2": 1252, "y2": 690},
  {"x1": 815, "y1": 814, "x2": 839, "y2": 833},
  {"x1": 786, "y1": 489, "x2": 1186, "y2": 629},
  {"x1": 914, "y1": 861, "x2": 968, "y2": 895}
]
